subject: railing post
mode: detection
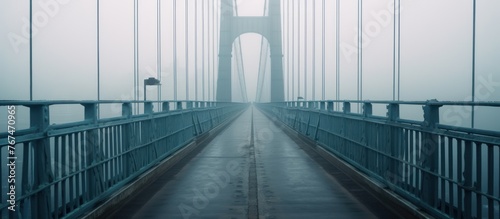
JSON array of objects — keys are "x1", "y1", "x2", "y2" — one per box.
[
  {"x1": 387, "y1": 103, "x2": 399, "y2": 121},
  {"x1": 327, "y1": 101, "x2": 334, "y2": 112},
  {"x1": 320, "y1": 102, "x2": 326, "y2": 111},
  {"x1": 121, "y1": 103, "x2": 133, "y2": 178},
  {"x1": 343, "y1": 102, "x2": 351, "y2": 113},
  {"x1": 162, "y1": 101, "x2": 170, "y2": 112},
  {"x1": 29, "y1": 104, "x2": 52, "y2": 217},
  {"x1": 177, "y1": 101, "x2": 183, "y2": 110},
  {"x1": 421, "y1": 100, "x2": 441, "y2": 207},
  {"x1": 385, "y1": 103, "x2": 401, "y2": 188},
  {"x1": 83, "y1": 103, "x2": 102, "y2": 200},
  {"x1": 144, "y1": 101, "x2": 154, "y2": 114},
  {"x1": 122, "y1": 102, "x2": 133, "y2": 117},
  {"x1": 363, "y1": 103, "x2": 372, "y2": 117}
]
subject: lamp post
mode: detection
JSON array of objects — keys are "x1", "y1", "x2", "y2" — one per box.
[{"x1": 144, "y1": 77, "x2": 161, "y2": 101}]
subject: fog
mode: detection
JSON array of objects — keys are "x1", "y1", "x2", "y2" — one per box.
[{"x1": 0, "y1": 0, "x2": 499, "y2": 129}]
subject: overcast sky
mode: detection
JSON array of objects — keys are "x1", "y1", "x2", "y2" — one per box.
[{"x1": 1, "y1": 0, "x2": 499, "y2": 129}]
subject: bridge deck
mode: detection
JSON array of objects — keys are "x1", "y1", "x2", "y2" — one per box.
[{"x1": 111, "y1": 107, "x2": 399, "y2": 218}]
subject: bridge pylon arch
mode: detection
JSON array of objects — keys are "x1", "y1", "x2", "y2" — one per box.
[{"x1": 216, "y1": 0, "x2": 284, "y2": 102}]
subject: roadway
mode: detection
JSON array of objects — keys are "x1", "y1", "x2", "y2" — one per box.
[{"x1": 110, "y1": 106, "x2": 400, "y2": 218}]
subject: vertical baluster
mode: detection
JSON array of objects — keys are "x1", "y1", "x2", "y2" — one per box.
[
  {"x1": 113, "y1": 125, "x2": 118, "y2": 184},
  {"x1": 74, "y1": 132, "x2": 80, "y2": 208},
  {"x1": 68, "y1": 133, "x2": 74, "y2": 212},
  {"x1": 54, "y1": 136, "x2": 59, "y2": 219},
  {"x1": 80, "y1": 131, "x2": 87, "y2": 203},
  {"x1": 117, "y1": 125, "x2": 122, "y2": 180},
  {"x1": 61, "y1": 135, "x2": 67, "y2": 216},
  {"x1": 457, "y1": 139, "x2": 463, "y2": 218},
  {"x1": 464, "y1": 140, "x2": 473, "y2": 218},
  {"x1": 487, "y1": 144, "x2": 494, "y2": 218},
  {"x1": 21, "y1": 142, "x2": 31, "y2": 218},
  {"x1": 107, "y1": 126, "x2": 111, "y2": 188},
  {"x1": 108, "y1": 127, "x2": 113, "y2": 186},
  {"x1": 415, "y1": 131, "x2": 420, "y2": 195},
  {"x1": 475, "y1": 142, "x2": 482, "y2": 219},
  {"x1": 449, "y1": 137, "x2": 454, "y2": 218},
  {"x1": 440, "y1": 135, "x2": 446, "y2": 212}
]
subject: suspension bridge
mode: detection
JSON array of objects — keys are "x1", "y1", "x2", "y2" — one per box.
[{"x1": 1, "y1": 0, "x2": 499, "y2": 218}]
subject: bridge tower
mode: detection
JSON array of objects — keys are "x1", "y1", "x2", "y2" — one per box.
[{"x1": 216, "y1": 0, "x2": 284, "y2": 102}]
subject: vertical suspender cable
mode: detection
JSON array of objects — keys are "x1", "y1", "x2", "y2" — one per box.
[
  {"x1": 298, "y1": 0, "x2": 301, "y2": 98},
  {"x1": 134, "y1": 0, "x2": 136, "y2": 108},
  {"x1": 173, "y1": 0, "x2": 178, "y2": 100},
  {"x1": 360, "y1": 0, "x2": 363, "y2": 105},
  {"x1": 202, "y1": 0, "x2": 206, "y2": 101},
  {"x1": 234, "y1": 1, "x2": 249, "y2": 102},
  {"x1": 357, "y1": 0, "x2": 362, "y2": 112},
  {"x1": 97, "y1": 0, "x2": 101, "y2": 117},
  {"x1": 136, "y1": 0, "x2": 140, "y2": 111},
  {"x1": 214, "y1": 1, "x2": 219, "y2": 100},
  {"x1": 30, "y1": 0, "x2": 33, "y2": 100},
  {"x1": 254, "y1": 0, "x2": 267, "y2": 102},
  {"x1": 134, "y1": 0, "x2": 139, "y2": 113},
  {"x1": 336, "y1": 0, "x2": 340, "y2": 109},
  {"x1": 312, "y1": 0, "x2": 316, "y2": 101},
  {"x1": 195, "y1": 0, "x2": 198, "y2": 100},
  {"x1": 292, "y1": 0, "x2": 295, "y2": 101},
  {"x1": 286, "y1": 0, "x2": 290, "y2": 101},
  {"x1": 208, "y1": 0, "x2": 211, "y2": 101},
  {"x1": 157, "y1": 0, "x2": 162, "y2": 107},
  {"x1": 304, "y1": 0, "x2": 307, "y2": 100},
  {"x1": 471, "y1": 0, "x2": 476, "y2": 128},
  {"x1": 185, "y1": 0, "x2": 189, "y2": 100},
  {"x1": 322, "y1": 0, "x2": 325, "y2": 100},
  {"x1": 392, "y1": 0, "x2": 396, "y2": 101},
  {"x1": 212, "y1": 0, "x2": 216, "y2": 101},
  {"x1": 397, "y1": 0, "x2": 400, "y2": 101}
]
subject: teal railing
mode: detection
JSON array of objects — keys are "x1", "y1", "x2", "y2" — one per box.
[
  {"x1": 0, "y1": 100, "x2": 248, "y2": 219},
  {"x1": 257, "y1": 100, "x2": 500, "y2": 219}
]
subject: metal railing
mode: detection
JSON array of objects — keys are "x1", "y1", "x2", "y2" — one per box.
[
  {"x1": 0, "y1": 100, "x2": 248, "y2": 219},
  {"x1": 257, "y1": 100, "x2": 500, "y2": 219}
]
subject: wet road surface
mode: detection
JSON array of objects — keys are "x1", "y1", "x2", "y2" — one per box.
[{"x1": 111, "y1": 107, "x2": 399, "y2": 218}]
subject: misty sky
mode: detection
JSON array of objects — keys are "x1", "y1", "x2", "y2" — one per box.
[{"x1": 0, "y1": 0, "x2": 499, "y2": 128}]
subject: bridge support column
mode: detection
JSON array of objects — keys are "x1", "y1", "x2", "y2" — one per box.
[{"x1": 216, "y1": 0, "x2": 284, "y2": 102}]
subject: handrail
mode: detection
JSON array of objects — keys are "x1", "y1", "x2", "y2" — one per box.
[
  {"x1": 256, "y1": 100, "x2": 500, "y2": 219},
  {"x1": 0, "y1": 100, "x2": 249, "y2": 218}
]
